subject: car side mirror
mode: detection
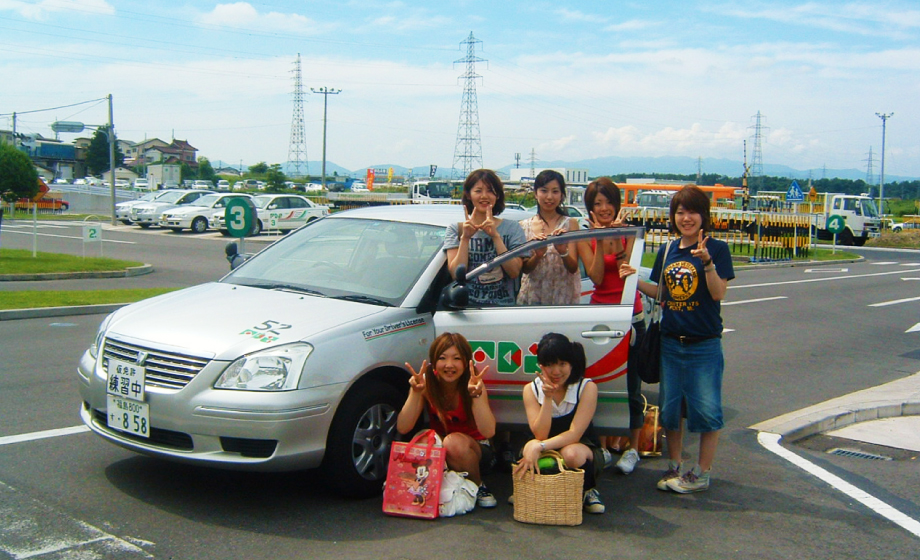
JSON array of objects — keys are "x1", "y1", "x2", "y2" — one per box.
[{"x1": 439, "y1": 265, "x2": 468, "y2": 309}]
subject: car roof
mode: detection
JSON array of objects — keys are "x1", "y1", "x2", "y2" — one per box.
[{"x1": 329, "y1": 204, "x2": 531, "y2": 227}]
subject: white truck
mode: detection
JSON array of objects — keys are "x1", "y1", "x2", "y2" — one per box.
[
  {"x1": 325, "y1": 181, "x2": 458, "y2": 209},
  {"x1": 760, "y1": 190, "x2": 881, "y2": 246}
]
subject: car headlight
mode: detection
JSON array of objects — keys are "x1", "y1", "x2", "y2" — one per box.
[
  {"x1": 89, "y1": 313, "x2": 115, "y2": 359},
  {"x1": 214, "y1": 343, "x2": 313, "y2": 391}
]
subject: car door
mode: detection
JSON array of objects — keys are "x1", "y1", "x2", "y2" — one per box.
[
  {"x1": 431, "y1": 226, "x2": 645, "y2": 434},
  {"x1": 265, "y1": 196, "x2": 291, "y2": 230}
]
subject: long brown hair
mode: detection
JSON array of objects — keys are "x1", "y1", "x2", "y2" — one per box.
[{"x1": 425, "y1": 332, "x2": 475, "y2": 428}]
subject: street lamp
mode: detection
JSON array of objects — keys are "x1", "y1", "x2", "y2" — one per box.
[
  {"x1": 310, "y1": 87, "x2": 341, "y2": 189},
  {"x1": 876, "y1": 112, "x2": 893, "y2": 217}
]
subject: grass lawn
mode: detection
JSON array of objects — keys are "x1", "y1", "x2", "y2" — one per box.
[
  {"x1": 0, "y1": 249, "x2": 143, "y2": 274},
  {"x1": 0, "y1": 288, "x2": 178, "y2": 310}
]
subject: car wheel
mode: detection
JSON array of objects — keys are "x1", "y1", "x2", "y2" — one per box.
[
  {"x1": 251, "y1": 220, "x2": 262, "y2": 236},
  {"x1": 191, "y1": 217, "x2": 208, "y2": 233},
  {"x1": 170, "y1": 227, "x2": 183, "y2": 233},
  {"x1": 138, "y1": 223, "x2": 151, "y2": 229},
  {"x1": 322, "y1": 379, "x2": 403, "y2": 498},
  {"x1": 120, "y1": 219, "x2": 133, "y2": 225},
  {"x1": 61, "y1": 203, "x2": 69, "y2": 211},
  {"x1": 219, "y1": 229, "x2": 230, "y2": 237}
]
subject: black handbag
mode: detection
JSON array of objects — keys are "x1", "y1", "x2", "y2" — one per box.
[{"x1": 636, "y1": 241, "x2": 671, "y2": 384}]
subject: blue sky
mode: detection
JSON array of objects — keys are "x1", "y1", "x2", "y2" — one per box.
[{"x1": 1, "y1": 1, "x2": 918, "y2": 178}]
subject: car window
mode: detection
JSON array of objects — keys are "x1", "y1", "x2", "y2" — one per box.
[
  {"x1": 444, "y1": 227, "x2": 645, "y2": 310},
  {"x1": 288, "y1": 197, "x2": 308, "y2": 208},
  {"x1": 223, "y1": 217, "x2": 446, "y2": 305}
]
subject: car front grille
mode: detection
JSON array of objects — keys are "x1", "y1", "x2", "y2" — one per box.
[{"x1": 103, "y1": 338, "x2": 210, "y2": 390}]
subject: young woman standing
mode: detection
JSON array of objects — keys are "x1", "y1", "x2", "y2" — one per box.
[
  {"x1": 621, "y1": 185, "x2": 734, "y2": 493},
  {"x1": 445, "y1": 169, "x2": 525, "y2": 306},
  {"x1": 516, "y1": 170, "x2": 583, "y2": 306}
]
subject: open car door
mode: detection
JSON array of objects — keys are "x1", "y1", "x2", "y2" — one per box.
[{"x1": 432, "y1": 226, "x2": 647, "y2": 434}]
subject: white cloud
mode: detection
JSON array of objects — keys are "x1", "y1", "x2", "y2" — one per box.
[
  {"x1": 555, "y1": 8, "x2": 608, "y2": 23},
  {"x1": 197, "y1": 3, "x2": 319, "y2": 34},
  {"x1": 0, "y1": 0, "x2": 114, "y2": 19},
  {"x1": 604, "y1": 19, "x2": 659, "y2": 32}
]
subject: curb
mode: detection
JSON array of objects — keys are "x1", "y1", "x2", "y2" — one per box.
[
  {"x1": 749, "y1": 371, "x2": 920, "y2": 442},
  {"x1": 0, "y1": 303, "x2": 128, "y2": 321},
  {"x1": 0, "y1": 264, "x2": 153, "y2": 282}
]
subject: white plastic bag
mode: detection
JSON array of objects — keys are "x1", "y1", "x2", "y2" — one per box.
[{"x1": 438, "y1": 470, "x2": 478, "y2": 517}]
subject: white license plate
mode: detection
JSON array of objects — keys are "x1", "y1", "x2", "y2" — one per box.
[
  {"x1": 107, "y1": 395, "x2": 150, "y2": 438},
  {"x1": 106, "y1": 357, "x2": 146, "y2": 402}
]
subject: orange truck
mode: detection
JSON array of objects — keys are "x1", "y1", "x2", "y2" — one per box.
[{"x1": 15, "y1": 178, "x2": 69, "y2": 211}]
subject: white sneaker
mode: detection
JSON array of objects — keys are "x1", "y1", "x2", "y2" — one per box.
[
  {"x1": 601, "y1": 448, "x2": 614, "y2": 469},
  {"x1": 616, "y1": 448, "x2": 640, "y2": 475}
]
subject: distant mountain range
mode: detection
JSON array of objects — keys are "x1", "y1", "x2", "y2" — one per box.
[{"x1": 216, "y1": 156, "x2": 918, "y2": 183}]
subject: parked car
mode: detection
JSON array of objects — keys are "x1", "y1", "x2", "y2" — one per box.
[
  {"x1": 216, "y1": 180, "x2": 231, "y2": 191},
  {"x1": 210, "y1": 194, "x2": 329, "y2": 235},
  {"x1": 159, "y1": 193, "x2": 254, "y2": 233},
  {"x1": 238, "y1": 179, "x2": 260, "y2": 191},
  {"x1": 115, "y1": 190, "x2": 171, "y2": 225},
  {"x1": 192, "y1": 180, "x2": 215, "y2": 190},
  {"x1": 133, "y1": 178, "x2": 150, "y2": 190},
  {"x1": 77, "y1": 205, "x2": 648, "y2": 497},
  {"x1": 303, "y1": 183, "x2": 324, "y2": 192},
  {"x1": 130, "y1": 189, "x2": 214, "y2": 228}
]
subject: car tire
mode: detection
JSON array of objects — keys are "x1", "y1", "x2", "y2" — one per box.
[
  {"x1": 322, "y1": 379, "x2": 403, "y2": 498},
  {"x1": 138, "y1": 223, "x2": 151, "y2": 229},
  {"x1": 191, "y1": 217, "x2": 208, "y2": 234},
  {"x1": 251, "y1": 220, "x2": 262, "y2": 236},
  {"x1": 120, "y1": 219, "x2": 133, "y2": 225},
  {"x1": 219, "y1": 229, "x2": 230, "y2": 237},
  {"x1": 61, "y1": 203, "x2": 69, "y2": 211},
  {"x1": 169, "y1": 227, "x2": 183, "y2": 233},
  {"x1": 839, "y1": 228, "x2": 854, "y2": 246}
]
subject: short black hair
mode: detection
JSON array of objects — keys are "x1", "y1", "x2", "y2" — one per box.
[{"x1": 536, "y1": 332, "x2": 586, "y2": 386}]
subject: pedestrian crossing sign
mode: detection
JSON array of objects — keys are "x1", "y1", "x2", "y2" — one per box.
[{"x1": 787, "y1": 180, "x2": 805, "y2": 202}]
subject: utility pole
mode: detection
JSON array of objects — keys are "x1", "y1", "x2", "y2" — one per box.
[
  {"x1": 311, "y1": 87, "x2": 341, "y2": 189},
  {"x1": 876, "y1": 112, "x2": 893, "y2": 216},
  {"x1": 748, "y1": 111, "x2": 768, "y2": 195},
  {"x1": 108, "y1": 94, "x2": 116, "y2": 225}
]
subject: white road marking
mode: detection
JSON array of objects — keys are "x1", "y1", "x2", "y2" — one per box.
[
  {"x1": 869, "y1": 296, "x2": 920, "y2": 308},
  {"x1": 900, "y1": 263, "x2": 920, "y2": 267},
  {"x1": 804, "y1": 268, "x2": 848, "y2": 273},
  {"x1": 902, "y1": 278, "x2": 920, "y2": 281},
  {"x1": 908, "y1": 323, "x2": 920, "y2": 333},
  {"x1": 731, "y1": 269, "x2": 913, "y2": 290},
  {"x1": 0, "y1": 426, "x2": 89, "y2": 446},
  {"x1": 723, "y1": 296, "x2": 787, "y2": 306},
  {"x1": 871, "y1": 262, "x2": 898, "y2": 266},
  {"x1": 0, "y1": 481, "x2": 153, "y2": 559},
  {"x1": 758, "y1": 432, "x2": 920, "y2": 539},
  {"x1": 2, "y1": 230, "x2": 135, "y2": 244}
]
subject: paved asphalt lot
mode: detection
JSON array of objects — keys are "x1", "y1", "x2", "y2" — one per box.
[{"x1": 0, "y1": 221, "x2": 918, "y2": 559}]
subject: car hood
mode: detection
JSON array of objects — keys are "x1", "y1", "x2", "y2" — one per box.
[{"x1": 105, "y1": 283, "x2": 387, "y2": 361}]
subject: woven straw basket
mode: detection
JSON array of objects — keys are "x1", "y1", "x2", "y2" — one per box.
[{"x1": 512, "y1": 450, "x2": 584, "y2": 526}]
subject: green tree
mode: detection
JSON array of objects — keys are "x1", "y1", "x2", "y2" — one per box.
[
  {"x1": 85, "y1": 128, "x2": 124, "y2": 176},
  {"x1": 248, "y1": 162, "x2": 269, "y2": 175},
  {"x1": 180, "y1": 162, "x2": 195, "y2": 184},
  {"x1": 264, "y1": 164, "x2": 287, "y2": 192},
  {"x1": 0, "y1": 142, "x2": 39, "y2": 203},
  {"x1": 198, "y1": 157, "x2": 218, "y2": 183}
]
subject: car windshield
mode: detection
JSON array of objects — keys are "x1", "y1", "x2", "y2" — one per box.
[
  {"x1": 223, "y1": 217, "x2": 446, "y2": 305},
  {"x1": 859, "y1": 199, "x2": 879, "y2": 218},
  {"x1": 191, "y1": 194, "x2": 221, "y2": 207},
  {"x1": 153, "y1": 191, "x2": 186, "y2": 203},
  {"x1": 138, "y1": 192, "x2": 160, "y2": 202},
  {"x1": 425, "y1": 182, "x2": 453, "y2": 198}
]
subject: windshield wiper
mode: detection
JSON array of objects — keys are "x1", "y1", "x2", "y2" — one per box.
[
  {"x1": 332, "y1": 294, "x2": 392, "y2": 307},
  {"x1": 270, "y1": 284, "x2": 326, "y2": 296}
]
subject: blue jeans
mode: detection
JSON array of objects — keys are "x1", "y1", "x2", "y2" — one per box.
[{"x1": 659, "y1": 336, "x2": 724, "y2": 433}]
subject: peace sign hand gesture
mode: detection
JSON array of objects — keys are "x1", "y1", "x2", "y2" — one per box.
[
  {"x1": 405, "y1": 360, "x2": 428, "y2": 393},
  {"x1": 690, "y1": 229, "x2": 711, "y2": 264},
  {"x1": 588, "y1": 211, "x2": 607, "y2": 230},
  {"x1": 612, "y1": 208, "x2": 628, "y2": 227},
  {"x1": 468, "y1": 360, "x2": 488, "y2": 398},
  {"x1": 479, "y1": 205, "x2": 498, "y2": 237},
  {"x1": 460, "y1": 207, "x2": 478, "y2": 240}
]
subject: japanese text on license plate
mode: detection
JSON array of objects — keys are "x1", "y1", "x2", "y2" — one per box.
[
  {"x1": 106, "y1": 357, "x2": 146, "y2": 402},
  {"x1": 107, "y1": 395, "x2": 150, "y2": 438}
]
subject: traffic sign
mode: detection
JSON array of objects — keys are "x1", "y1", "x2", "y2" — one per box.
[
  {"x1": 83, "y1": 224, "x2": 101, "y2": 242},
  {"x1": 826, "y1": 214, "x2": 846, "y2": 235},
  {"x1": 786, "y1": 180, "x2": 804, "y2": 202},
  {"x1": 225, "y1": 198, "x2": 256, "y2": 238}
]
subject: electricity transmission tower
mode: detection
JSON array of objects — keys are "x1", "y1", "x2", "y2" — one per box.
[
  {"x1": 452, "y1": 32, "x2": 485, "y2": 179},
  {"x1": 864, "y1": 146, "x2": 876, "y2": 187},
  {"x1": 287, "y1": 54, "x2": 308, "y2": 178},
  {"x1": 748, "y1": 111, "x2": 767, "y2": 194}
]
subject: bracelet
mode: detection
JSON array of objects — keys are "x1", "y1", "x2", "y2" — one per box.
[
  {"x1": 558, "y1": 250, "x2": 569, "y2": 258},
  {"x1": 539, "y1": 440, "x2": 546, "y2": 452},
  {"x1": 701, "y1": 258, "x2": 712, "y2": 267},
  {"x1": 704, "y1": 264, "x2": 716, "y2": 273}
]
